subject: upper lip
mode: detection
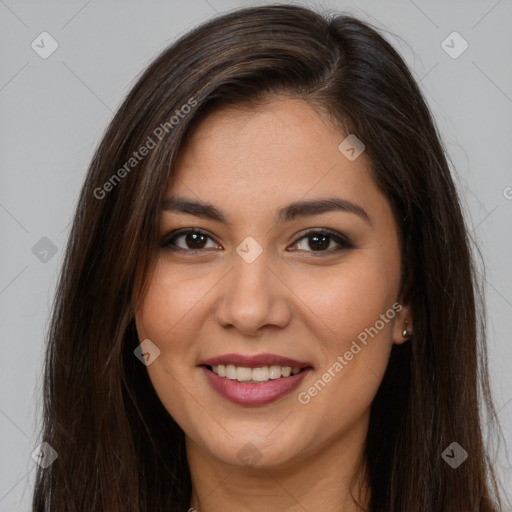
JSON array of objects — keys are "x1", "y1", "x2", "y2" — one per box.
[{"x1": 199, "y1": 353, "x2": 312, "y2": 369}]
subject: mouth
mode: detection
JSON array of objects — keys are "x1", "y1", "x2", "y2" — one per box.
[{"x1": 199, "y1": 356, "x2": 313, "y2": 405}]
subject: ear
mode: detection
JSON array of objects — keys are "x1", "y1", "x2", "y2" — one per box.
[{"x1": 392, "y1": 296, "x2": 413, "y2": 345}]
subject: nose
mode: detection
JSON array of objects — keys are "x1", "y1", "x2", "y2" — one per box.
[{"x1": 214, "y1": 248, "x2": 292, "y2": 336}]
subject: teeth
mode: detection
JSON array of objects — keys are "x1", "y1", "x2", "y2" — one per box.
[
  {"x1": 252, "y1": 367, "x2": 269, "y2": 381},
  {"x1": 269, "y1": 365, "x2": 281, "y2": 379},
  {"x1": 281, "y1": 367, "x2": 291, "y2": 377},
  {"x1": 236, "y1": 366, "x2": 252, "y2": 381},
  {"x1": 210, "y1": 364, "x2": 303, "y2": 382},
  {"x1": 225, "y1": 364, "x2": 237, "y2": 380}
]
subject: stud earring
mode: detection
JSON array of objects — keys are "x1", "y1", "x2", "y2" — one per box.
[{"x1": 402, "y1": 320, "x2": 412, "y2": 339}]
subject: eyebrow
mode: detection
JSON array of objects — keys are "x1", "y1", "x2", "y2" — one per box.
[{"x1": 161, "y1": 196, "x2": 371, "y2": 225}]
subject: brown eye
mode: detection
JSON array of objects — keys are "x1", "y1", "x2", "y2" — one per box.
[
  {"x1": 161, "y1": 229, "x2": 221, "y2": 251},
  {"x1": 304, "y1": 233, "x2": 330, "y2": 251},
  {"x1": 181, "y1": 232, "x2": 208, "y2": 249},
  {"x1": 290, "y1": 229, "x2": 354, "y2": 254}
]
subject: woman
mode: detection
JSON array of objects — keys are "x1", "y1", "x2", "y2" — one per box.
[{"x1": 32, "y1": 4, "x2": 506, "y2": 511}]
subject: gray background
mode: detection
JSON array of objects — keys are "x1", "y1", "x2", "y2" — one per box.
[{"x1": 0, "y1": 0, "x2": 511, "y2": 509}]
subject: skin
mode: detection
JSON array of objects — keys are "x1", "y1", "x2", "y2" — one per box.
[{"x1": 134, "y1": 96, "x2": 412, "y2": 511}]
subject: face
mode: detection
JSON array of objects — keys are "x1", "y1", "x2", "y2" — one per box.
[{"x1": 134, "y1": 96, "x2": 411, "y2": 470}]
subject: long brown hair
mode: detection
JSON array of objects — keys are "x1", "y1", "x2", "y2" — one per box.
[{"x1": 32, "y1": 5, "x2": 506, "y2": 511}]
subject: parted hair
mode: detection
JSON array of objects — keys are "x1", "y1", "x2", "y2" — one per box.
[{"x1": 32, "y1": 5, "x2": 505, "y2": 511}]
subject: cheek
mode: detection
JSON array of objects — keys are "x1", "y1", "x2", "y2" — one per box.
[
  {"x1": 134, "y1": 262, "x2": 211, "y2": 429},
  {"x1": 289, "y1": 250, "x2": 401, "y2": 407},
  {"x1": 291, "y1": 269, "x2": 398, "y2": 428},
  {"x1": 296, "y1": 257, "x2": 399, "y2": 343},
  {"x1": 134, "y1": 263, "x2": 206, "y2": 421},
  {"x1": 136, "y1": 260, "x2": 215, "y2": 349}
]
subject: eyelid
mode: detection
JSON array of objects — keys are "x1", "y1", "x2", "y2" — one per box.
[
  {"x1": 160, "y1": 227, "x2": 354, "y2": 253},
  {"x1": 292, "y1": 229, "x2": 354, "y2": 255},
  {"x1": 160, "y1": 227, "x2": 221, "y2": 251}
]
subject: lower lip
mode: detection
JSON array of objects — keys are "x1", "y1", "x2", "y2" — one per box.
[{"x1": 201, "y1": 366, "x2": 311, "y2": 406}]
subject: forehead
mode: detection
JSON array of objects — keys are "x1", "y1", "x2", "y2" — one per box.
[
  {"x1": 175, "y1": 96, "x2": 351, "y2": 173},
  {"x1": 167, "y1": 97, "x2": 389, "y2": 226}
]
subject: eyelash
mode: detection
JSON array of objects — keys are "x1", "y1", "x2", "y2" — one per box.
[{"x1": 160, "y1": 228, "x2": 354, "y2": 255}]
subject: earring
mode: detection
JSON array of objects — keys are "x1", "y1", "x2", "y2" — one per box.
[{"x1": 402, "y1": 320, "x2": 412, "y2": 339}]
